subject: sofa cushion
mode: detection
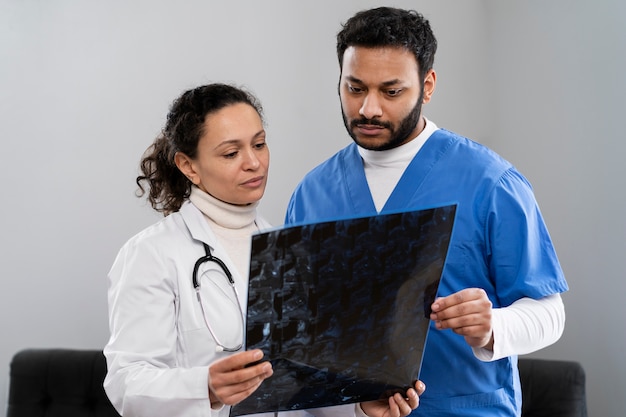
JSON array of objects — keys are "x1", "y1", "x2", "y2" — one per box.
[
  {"x1": 7, "y1": 349, "x2": 120, "y2": 417},
  {"x1": 518, "y1": 358, "x2": 587, "y2": 417}
]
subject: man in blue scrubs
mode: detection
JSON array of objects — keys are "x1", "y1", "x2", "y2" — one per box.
[{"x1": 285, "y1": 7, "x2": 568, "y2": 416}]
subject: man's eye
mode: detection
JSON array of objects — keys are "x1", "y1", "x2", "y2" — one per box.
[
  {"x1": 348, "y1": 85, "x2": 363, "y2": 93},
  {"x1": 387, "y1": 89, "x2": 402, "y2": 96}
]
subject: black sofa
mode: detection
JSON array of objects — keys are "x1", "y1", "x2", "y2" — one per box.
[
  {"x1": 7, "y1": 349, "x2": 120, "y2": 417},
  {"x1": 6, "y1": 349, "x2": 587, "y2": 417},
  {"x1": 517, "y1": 357, "x2": 588, "y2": 417}
]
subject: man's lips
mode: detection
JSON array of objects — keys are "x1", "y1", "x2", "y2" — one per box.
[{"x1": 356, "y1": 124, "x2": 387, "y2": 136}]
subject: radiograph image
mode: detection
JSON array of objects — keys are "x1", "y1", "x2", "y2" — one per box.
[{"x1": 230, "y1": 204, "x2": 456, "y2": 417}]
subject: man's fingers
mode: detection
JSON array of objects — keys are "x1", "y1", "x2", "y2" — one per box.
[
  {"x1": 414, "y1": 380, "x2": 426, "y2": 396},
  {"x1": 431, "y1": 288, "x2": 488, "y2": 314},
  {"x1": 431, "y1": 290, "x2": 491, "y2": 323}
]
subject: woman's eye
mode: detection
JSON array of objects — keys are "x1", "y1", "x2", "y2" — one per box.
[
  {"x1": 224, "y1": 151, "x2": 238, "y2": 159},
  {"x1": 254, "y1": 142, "x2": 266, "y2": 150}
]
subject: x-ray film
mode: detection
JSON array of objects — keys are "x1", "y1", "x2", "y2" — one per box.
[{"x1": 230, "y1": 204, "x2": 457, "y2": 416}]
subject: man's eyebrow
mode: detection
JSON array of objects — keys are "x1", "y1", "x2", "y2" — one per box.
[
  {"x1": 344, "y1": 75, "x2": 403, "y2": 87},
  {"x1": 344, "y1": 75, "x2": 363, "y2": 83},
  {"x1": 381, "y1": 79, "x2": 403, "y2": 87}
]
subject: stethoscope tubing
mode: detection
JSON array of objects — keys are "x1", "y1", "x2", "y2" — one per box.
[{"x1": 193, "y1": 242, "x2": 245, "y2": 352}]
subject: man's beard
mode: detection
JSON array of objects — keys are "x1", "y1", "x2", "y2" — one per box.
[{"x1": 341, "y1": 93, "x2": 424, "y2": 151}]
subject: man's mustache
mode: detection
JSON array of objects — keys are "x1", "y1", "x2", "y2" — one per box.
[{"x1": 350, "y1": 118, "x2": 392, "y2": 130}]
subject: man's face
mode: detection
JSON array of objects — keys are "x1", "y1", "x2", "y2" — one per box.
[{"x1": 339, "y1": 46, "x2": 426, "y2": 151}]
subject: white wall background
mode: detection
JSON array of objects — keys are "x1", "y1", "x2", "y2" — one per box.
[{"x1": 1, "y1": 1, "x2": 624, "y2": 416}]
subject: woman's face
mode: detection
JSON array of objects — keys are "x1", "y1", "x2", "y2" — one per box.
[{"x1": 183, "y1": 103, "x2": 269, "y2": 206}]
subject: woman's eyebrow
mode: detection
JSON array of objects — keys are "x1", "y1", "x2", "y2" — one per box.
[{"x1": 213, "y1": 129, "x2": 266, "y2": 150}]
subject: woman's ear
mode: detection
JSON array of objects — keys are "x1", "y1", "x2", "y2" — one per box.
[{"x1": 174, "y1": 152, "x2": 198, "y2": 185}]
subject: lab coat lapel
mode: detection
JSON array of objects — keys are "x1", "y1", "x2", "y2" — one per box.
[{"x1": 179, "y1": 201, "x2": 216, "y2": 247}]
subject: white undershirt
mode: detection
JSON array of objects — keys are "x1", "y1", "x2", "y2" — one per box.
[
  {"x1": 480, "y1": 294, "x2": 565, "y2": 361},
  {"x1": 189, "y1": 186, "x2": 258, "y2": 279},
  {"x1": 357, "y1": 117, "x2": 565, "y2": 361},
  {"x1": 358, "y1": 118, "x2": 437, "y2": 212}
]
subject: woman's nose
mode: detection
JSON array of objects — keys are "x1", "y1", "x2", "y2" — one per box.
[{"x1": 242, "y1": 149, "x2": 260, "y2": 170}]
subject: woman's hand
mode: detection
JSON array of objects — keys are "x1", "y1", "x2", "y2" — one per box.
[
  {"x1": 208, "y1": 349, "x2": 273, "y2": 406},
  {"x1": 360, "y1": 380, "x2": 425, "y2": 417}
]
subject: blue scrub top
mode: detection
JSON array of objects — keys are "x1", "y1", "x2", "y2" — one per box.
[{"x1": 285, "y1": 129, "x2": 568, "y2": 416}]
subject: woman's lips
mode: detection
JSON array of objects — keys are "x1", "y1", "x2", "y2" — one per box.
[{"x1": 242, "y1": 176, "x2": 265, "y2": 187}]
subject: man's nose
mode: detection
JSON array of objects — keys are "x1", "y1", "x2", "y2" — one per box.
[{"x1": 359, "y1": 93, "x2": 383, "y2": 120}]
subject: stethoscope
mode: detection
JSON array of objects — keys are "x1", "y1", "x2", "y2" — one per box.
[{"x1": 192, "y1": 242, "x2": 245, "y2": 352}]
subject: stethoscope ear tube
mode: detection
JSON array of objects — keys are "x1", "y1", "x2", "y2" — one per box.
[
  {"x1": 192, "y1": 249, "x2": 211, "y2": 289},
  {"x1": 194, "y1": 243, "x2": 235, "y2": 286}
]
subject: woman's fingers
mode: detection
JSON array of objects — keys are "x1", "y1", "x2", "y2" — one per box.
[{"x1": 208, "y1": 350, "x2": 273, "y2": 405}]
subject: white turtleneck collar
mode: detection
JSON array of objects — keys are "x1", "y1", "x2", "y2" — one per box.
[
  {"x1": 357, "y1": 117, "x2": 439, "y2": 212},
  {"x1": 188, "y1": 186, "x2": 260, "y2": 279},
  {"x1": 188, "y1": 186, "x2": 258, "y2": 230}
]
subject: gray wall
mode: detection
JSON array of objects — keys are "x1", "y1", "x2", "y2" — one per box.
[
  {"x1": 487, "y1": 2, "x2": 626, "y2": 414},
  {"x1": 1, "y1": 1, "x2": 624, "y2": 416}
]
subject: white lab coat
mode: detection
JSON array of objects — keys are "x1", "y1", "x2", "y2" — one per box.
[{"x1": 104, "y1": 201, "x2": 358, "y2": 417}]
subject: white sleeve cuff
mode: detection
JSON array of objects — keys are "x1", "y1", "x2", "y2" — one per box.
[{"x1": 473, "y1": 293, "x2": 565, "y2": 361}]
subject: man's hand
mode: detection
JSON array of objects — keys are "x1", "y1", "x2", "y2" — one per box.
[
  {"x1": 430, "y1": 288, "x2": 494, "y2": 349},
  {"x1": 360, "y1": 380, "x2": 425, "y2": 417},
  {"x1": 208, "y1": 349, "x2": 273, "y2": 406}
]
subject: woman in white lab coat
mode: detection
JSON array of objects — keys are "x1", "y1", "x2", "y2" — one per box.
[{"x1": 103, "y1": 83, "x2": 423, "y2": 417}]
